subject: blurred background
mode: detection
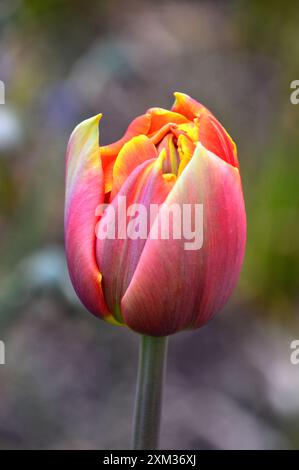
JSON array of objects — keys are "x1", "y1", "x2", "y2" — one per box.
[{"x1": 0, "y1": 0, "x2": 299, "y2": 450}]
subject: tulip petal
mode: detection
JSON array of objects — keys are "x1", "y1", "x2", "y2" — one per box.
[
  {"x1": 111, "y1": 135, "x2": 157, "y2": 198},
  {"x1": 172, "y1": 93, "x2": 238, "y2": 168},
  {"x1": 149, "y1": 122, "x2": 174, "y2": 145},
  {"x1": 172, "y1": 92, "x2": 208, "y2": 120},
  {"x1": 96, "y1": 152, "x2": 175, "y2": 321},
  {"x1": 65, "y1": 114, "x2": 112, "y2": 320},
  {"x1": 100, "y1": 113, "x2": 152, "y2": 193},
  {"x1": 198, "y1": 113, "x2": 238, "y2": 168},
  {"x1": 147, "y1": 107, "x2": 188, "y2": 133},
  {"x1": 175, "y1": 121, "x2": 200, "y2": 142},
  {"x1": 157, "y1": 134, "x2": 180, "y2": 174},
  {"x1": 122, "y1": 144, "x2": 246, "y2": 336},
  {"x1": 177, "y1": 133, "x2": 195, "y2": 176}
]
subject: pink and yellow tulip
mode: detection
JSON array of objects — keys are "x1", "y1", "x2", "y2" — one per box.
[{"x1": 65, "y1": 92, "x2": 246, "y2": 336}]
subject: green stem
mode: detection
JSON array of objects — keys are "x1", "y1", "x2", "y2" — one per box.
[{"x1": 132, "y1": 335, "x2": 168, "y2": 450}]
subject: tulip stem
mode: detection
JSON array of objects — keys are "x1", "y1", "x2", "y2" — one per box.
[{"x1": 132, "y1": 335, "x2": 168, "y2": 450}]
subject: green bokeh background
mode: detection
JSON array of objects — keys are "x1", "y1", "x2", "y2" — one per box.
[{"x1": 0, "y1": 0, "x2": 298, "y2": 449}]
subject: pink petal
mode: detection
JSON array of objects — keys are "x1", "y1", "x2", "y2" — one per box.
[
  {"x1": 96, "y1": 154, "x2": 175, "y2": 321},
  {"x1": 65, "y1": 115, "x2": 111, "y2": 320},
  {"x1": 198, "y1": 113, "x2": 239, "y2": 168},
  {"x1": 122, "y1": 144, "x2": 246, "y2": 336}
]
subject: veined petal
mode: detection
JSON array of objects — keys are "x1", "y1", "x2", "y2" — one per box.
[
  {"x1": 111, "y1": 135, "x2": 157, "y2": 199},
  {"x1": 65, "y1": 115, "x2": 111, "y2": 319},
  {"x1": 122, "y1": 143, "x2": 246, "y2": 336},
  {"x1": 96, "y1": 152, "x2": 175, "y2": 321},
  {"x1": 100, "y1": 113, "x2": 152, "y2": 193}
]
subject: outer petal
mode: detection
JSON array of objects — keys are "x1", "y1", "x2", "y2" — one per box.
[
  {"x1": 96, "y1": 153, "x2": 175, "y2": 322},
  {"x1": 65, "y1": 115, "x2": 112, "y2": 321},
  {"x1": 121, "y1": 144, "x2": 246, "y2": 336},
  {"x1": 198, "y1": 113, "x2": 239, "y2": 168}
]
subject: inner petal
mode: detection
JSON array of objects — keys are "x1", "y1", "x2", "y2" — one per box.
[
  {"x1": 158, "y1": 134, "x2": 180, "y2": 175},
  {"x1": 111, "y1": 135, "x2": 157, "y2": 199},
  {"x1": 147, "y1": 107, "x2": 188, "y2": 133},
  {"x1": 100, "y1": 113, "x2": 152, "y2": 193},
  {"x1": 177, "y1": 134, "x2": 195, "y2": 176}
]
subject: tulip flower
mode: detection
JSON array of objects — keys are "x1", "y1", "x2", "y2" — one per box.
[{"x1": 65, "y1": 92, "x2": 246, "y2": 449}]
